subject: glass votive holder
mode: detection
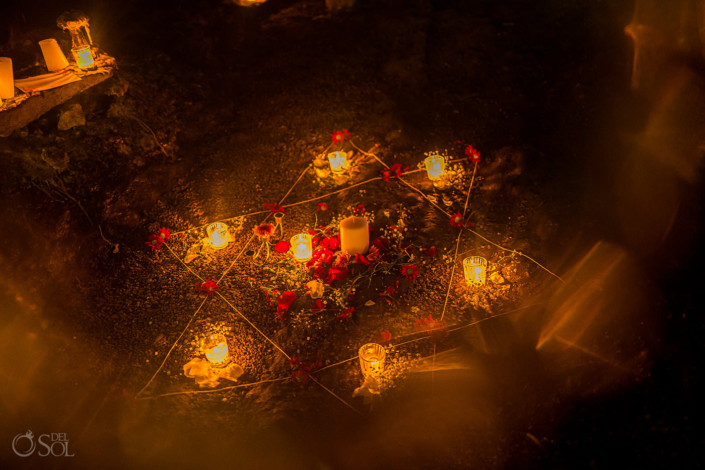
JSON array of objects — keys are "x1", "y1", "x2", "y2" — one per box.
[
  {"x1": 290, "y1": 233, "x2": 313, "y2": 261},
  {"x1": 359, "y1": 343, "x2": 385, "y2": 377},
  {"x1": 203, "y1": 333, "x2": 230, "y2": 366},
  {"x1": 72, "y1": 45, "x2": 94, "y2": 69},
  {"x1": 424, "y1": 154, "x2": 446, "y2": 181},
  {"x1": 463, "y1": 256, "x2": 487, "y2": 287},
  {"x1": 327, "y1": 151, "x2": 349, "y2": 175},
  {"x1": 207, "y1": 222, "x2": 229, "y2": 250}
]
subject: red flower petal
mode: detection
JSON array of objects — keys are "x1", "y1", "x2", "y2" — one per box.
[{"x1": 274, "y1": 241, "x2": 291, "y2": 253}]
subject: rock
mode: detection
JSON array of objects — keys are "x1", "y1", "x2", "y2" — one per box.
[
  {"x1": 57, "y1": 103, "x2": 85, "y2": 131},
  {"x1": 326, "y1": 0, "x2": 355, "y2": 13}
]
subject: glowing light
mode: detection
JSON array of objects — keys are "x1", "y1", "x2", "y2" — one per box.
[
  {"x1": 424, "y1": 154, "x2": 446, "y2": 180},
  {"x1": 327, "y1": 151, "x2": 349, "y2": 175},
  {"x1": 203, "y1": 333, "x2": 230, "y2": 366},
  {"x1": 39, "y1": 39, "x2": 69, "y2": 72},
  {"x1": 290, "y1": 233, "x2": 313, "y2": 261},
  {"x1": 463, "y1": 256, "x2": 487, "y2": 287},
  {"x1": 207, "y1": 222, "x2": 229, "y2": 250},
  {"x1": 72, "y1": 45, "x2": 94, "y2": 69},
  {"x1": 359, "y1": 343, "x2": 385, "y2": 377},
  {"x1": 0, "y1": 57, "x2": 14, "y2": 99},
  {"x1": 340, "y1": 216, "x2": 369, "y2": 255}
]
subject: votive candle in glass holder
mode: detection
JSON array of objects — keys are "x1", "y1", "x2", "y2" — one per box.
[
  {"x1": 72, "y1": 45, "x2": 94, "y2": 69},
  {"x1": 290, "y1": 233, "x2": 313, "y2": 261},
  {"x1": 359, "y1": 343, "x2": 385, "y2": 377},
  {"x1": 463, "y1": 256, "x2": 487, "y2": 287},
  {"x1": 0, "y1": 58, "x2": 14, "y2": 99},
  {"x1": 327, "y1": 151, "x2": 349, "y2": 175},
  {"x1": 39, "y1": 39, "x2": 69, "y2": 72},
  {"x1": 207, "y1": 222, "x2": 229, "y2": 250},
  {"x1": 424, "y1": 154, "x2": 446, "y2": 181},
  {"x1": 203, "y1": 333, "x2": 230, "y2": 366}
]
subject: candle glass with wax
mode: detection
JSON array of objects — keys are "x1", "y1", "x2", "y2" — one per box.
[
  {"x1": 203, "y1": 333, "x2": 230, "y2": 366},
  {"x1": 72, "y1": 45, "x2": 94, "y2": 69},
  {"x1": 359, "y1": 343, "x2": 385, "y2": 377},
  {"x1": 340, "y1": 216, "x2": 369, "y2": 255},
  {"x1": 327, "y1": 151, "x2": 349, "y2": 175},
  {"x1": 207, "y1": 222, "x2": 229, "y2": 250},
  {"x1": 39, "y1": 39, "x2": 69, "y2": 72},
  {"x1": 424, "y1": 154, "x2": 446, "y2": 181},
  {"x1": 290, "y1": 233, "x2": 313, "y2": 261},
  {"x1": 463, "y1": 256, "x2": 487, "y2": 287},
  {"x1": 0, "y1": 58, "x2": 14, "y2": 99}
]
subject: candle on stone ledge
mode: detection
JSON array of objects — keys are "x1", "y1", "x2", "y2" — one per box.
[
  {"x1": 290, "y1": 233, "x2": 313, "y2": 261},
  {"x1": 340, "y1": 216, "x2": 369, "y2": 255},
  {"x1": 359, "y1": 343, "x2": 385, "y2": 377},
  {"x1": 203, "y1": 333, "x2": 230, "y2": 366},
  {"x1": 424, "y1": 154, "x2": 446, "y2": 180},
  {"x1": 207, "y1": 222, "x2": 229, "y2": 250},
  {"x1": 463, "y1": 256, "x2": 487, "y2": 287},
  {"x1": 0, "y1": 58, "x2": 14, "y2": 99},
  {"x1": 327, "y1": 151, "x2": 349, "y2": 175},
  {"x1": 39, "y1": 39, "x2": 69, "y2": 72},
  {"x1": 72, "y1": 45, "x2": 94, "y2": 69}
]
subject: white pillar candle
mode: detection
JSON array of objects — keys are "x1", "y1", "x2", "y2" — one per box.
[
  {"x1": 39, "y1": 39, "x2": 69, "y2": 72},
  {"x1": 0, "y1": 58, "x2": 14, "y2": 99},
  {"x1": 340, "y1": 216, "x2": 369, "y2": 255}
]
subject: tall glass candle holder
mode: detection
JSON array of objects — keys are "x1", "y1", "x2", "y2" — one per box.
[
  {"x1": 463, "y1": 256, "x2": 487, "y2": 287},
  {"x1": 327, "y1": 151, "x2": 349, "y2": 175},
  {"x1": 424, "y1": 154, "x2": 446, "y2": 181},
  {"x1": 359, "y1": 343, "x2": 385, "y2": 377},
  {"x1": 203, "y1": 333, "x2": 230, "y2": 366},
  {"x1": 290, "y1": 233, "x2": 313, "y2": 261},
  {"x1": 207, "y1": 222, "x2": 229, "y2": 250}
]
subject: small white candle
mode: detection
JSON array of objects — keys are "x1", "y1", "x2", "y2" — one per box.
[
  {"x1": 340, "y1": 216, "x2": 369, "y2": 255},
  {"x1": 0, "y1": 58, "x2": 14, "y2": 99},
  {"x1": 39, "y1": 39, "x2": 69, "y2": 72}
]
